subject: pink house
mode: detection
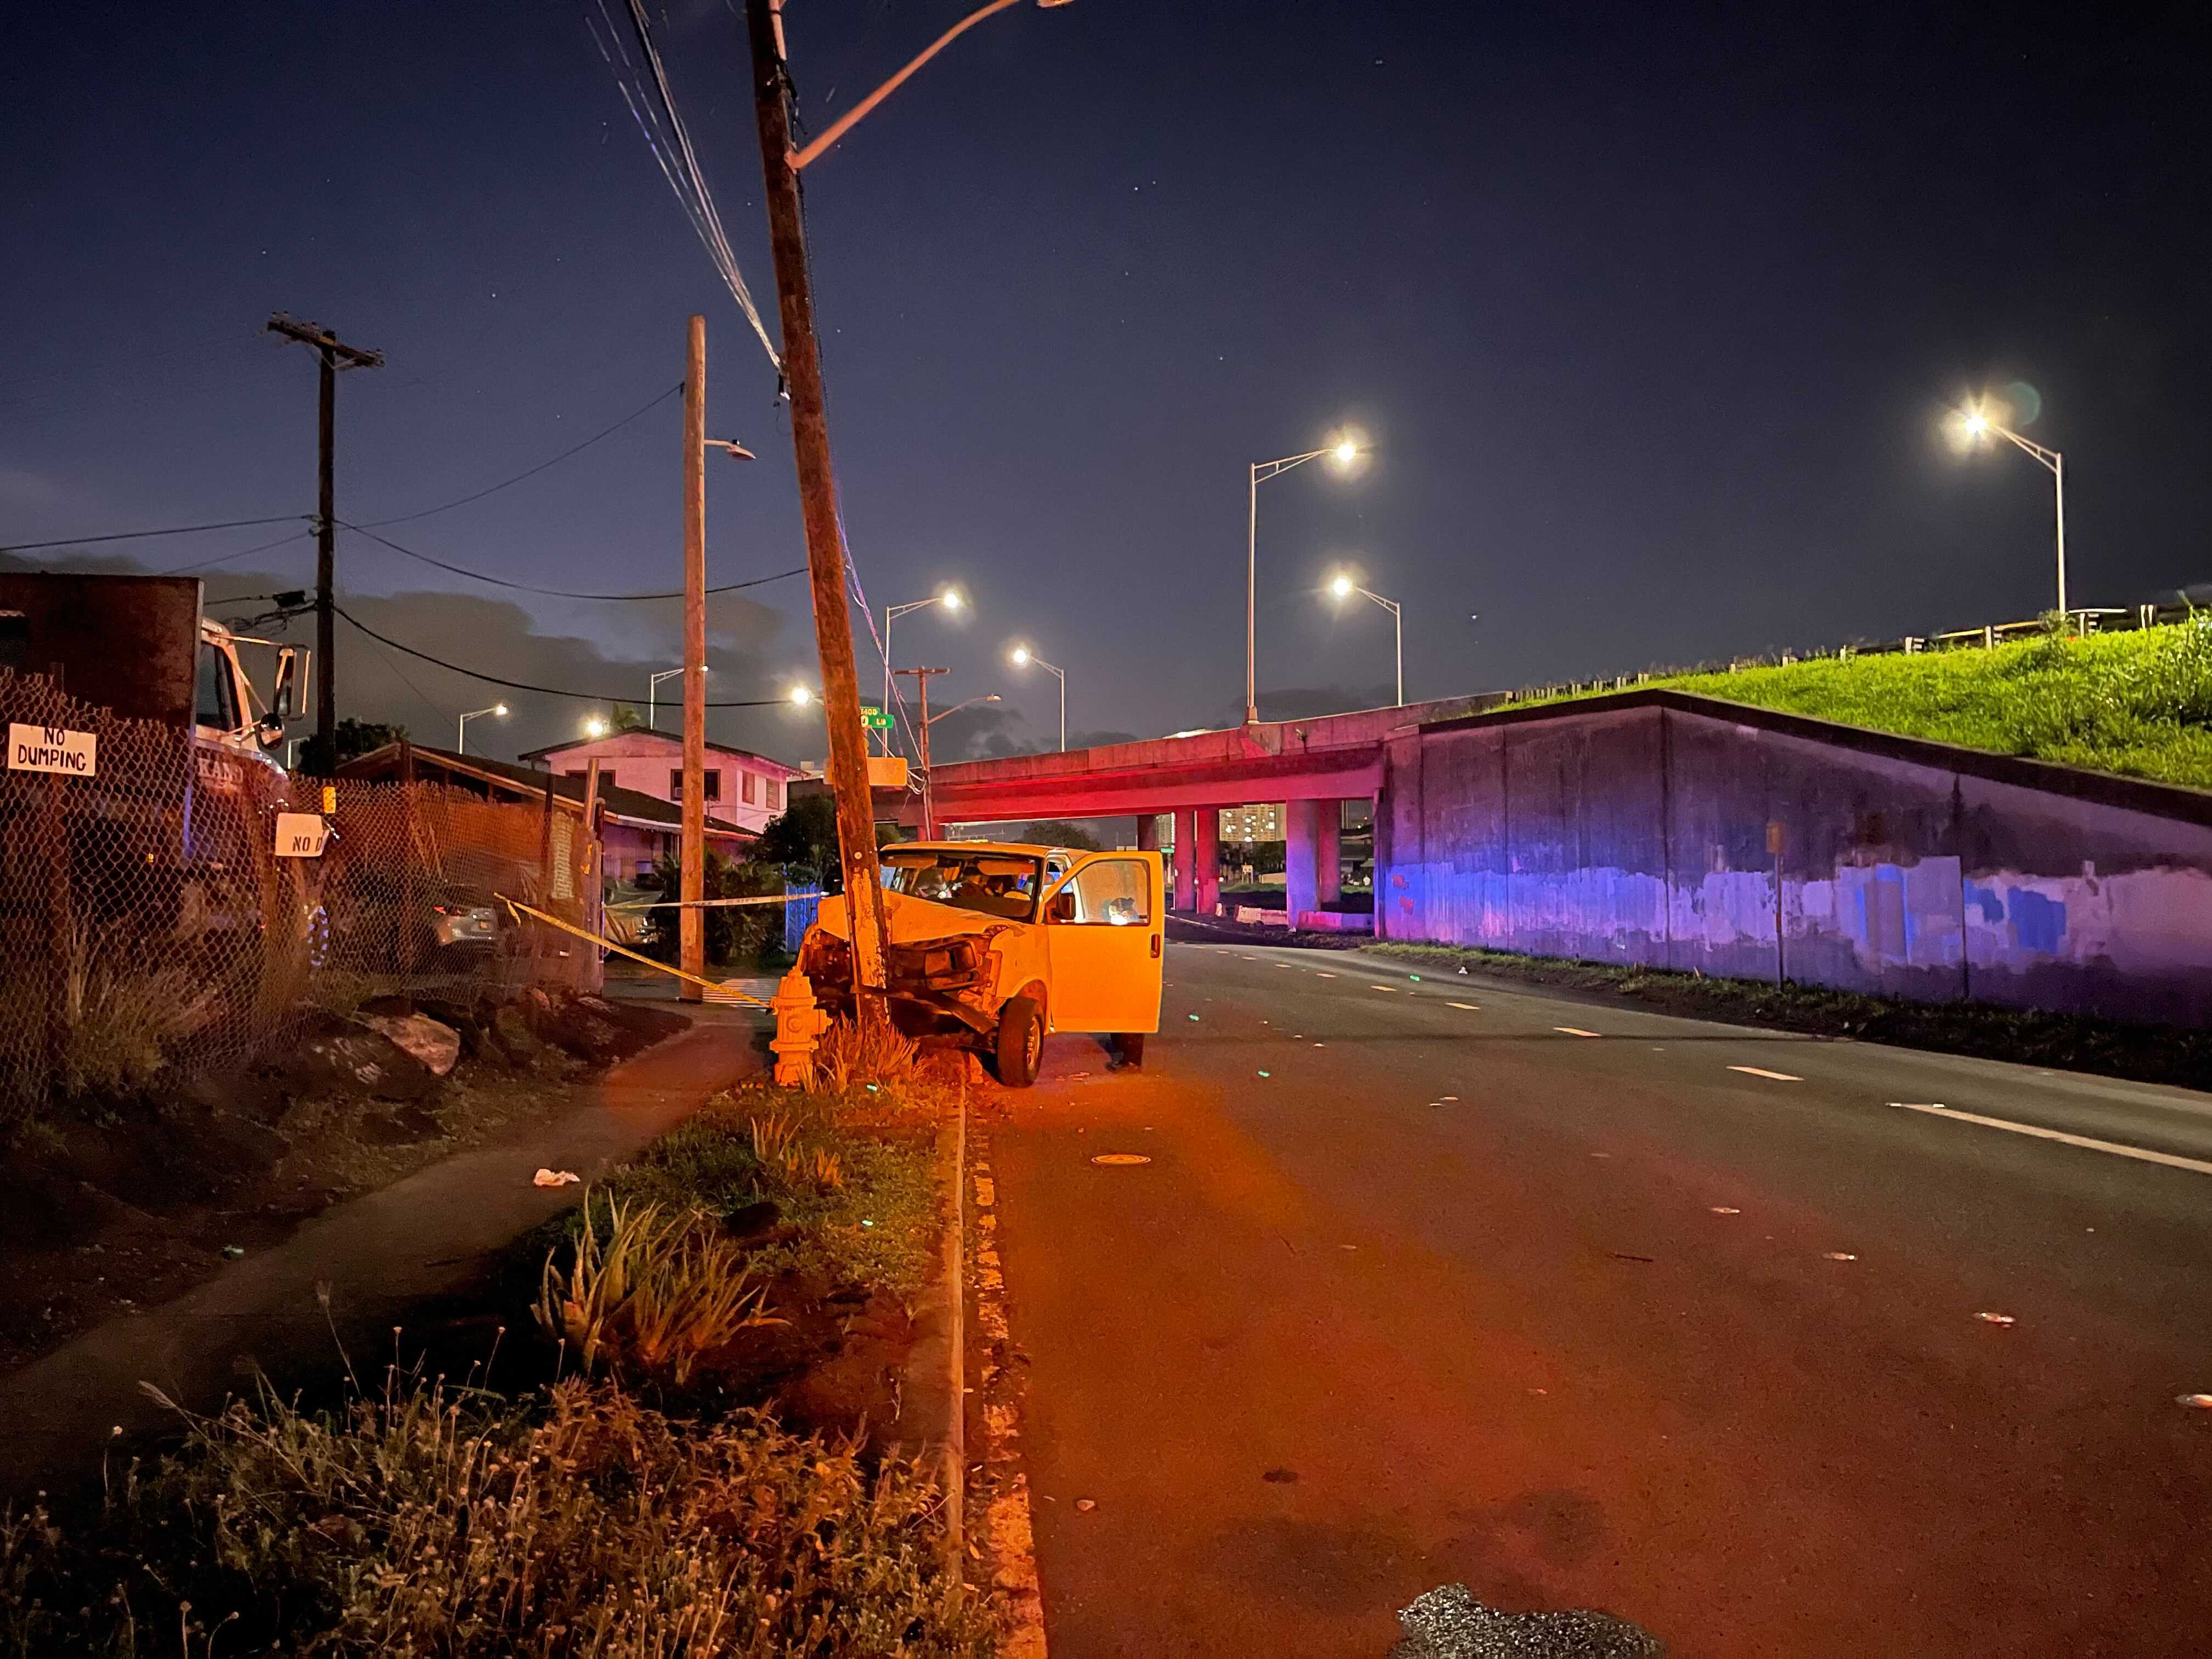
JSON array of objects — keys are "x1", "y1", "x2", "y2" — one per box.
[{"x1": 520, "y1": 730, "x2": 803, "y2": 836}]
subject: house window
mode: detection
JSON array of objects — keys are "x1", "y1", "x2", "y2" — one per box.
[
  {"x1": 741, "y1": 772, "x2": 758, "y2": 805},
  {"x1": 563, "y1": 769, "x2": 587, "y2": 780},
  {"x1": 764, "y1": 778, "x2": 780, "y2": 811},
  {"x1": 706, "y1": 769, "x2": 720, "y2": 801},
  {"x1": 668, "y1": 769, "x2": 721, "y2": 800}
]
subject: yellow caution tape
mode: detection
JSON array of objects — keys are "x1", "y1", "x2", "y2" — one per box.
[{"x1": 495, "y1": 894, "x2": 774, "y2": 1008}]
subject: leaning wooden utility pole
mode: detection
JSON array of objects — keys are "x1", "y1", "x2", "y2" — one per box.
[
  {"x1": 744, "y1": 0, "x2": 893, "y2": 1031},
  {"x1": 680, "y1": 316, "x2": 709, "y2": 1002},
  {"x1": 267, "y1": 314, "x2": 381, "y2": 775}
]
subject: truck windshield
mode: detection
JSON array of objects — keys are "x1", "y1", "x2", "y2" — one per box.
[
  {"x1": 195, "y1": 641, "x2": 238, "y2": 731},
  {"x1": 879, "y1": 850, "x2": 1043, "y2": 921}
]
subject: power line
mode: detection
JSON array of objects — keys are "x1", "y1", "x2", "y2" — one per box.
[
  {"x1": 333, "y1": 604, "x2": 791, "y2": 706},
  {"x1": 338, "y1": 520, "x2": 804, "y2": 600},
  {"x1": 360, "y1": 381, "x2": 683, "y2": 528},
  {"x1": 155, "y1": 528, "x2": 318, "y2": 576},
  {"x1": 2, "y1": 514, "x2": 308, "y2": 555}
]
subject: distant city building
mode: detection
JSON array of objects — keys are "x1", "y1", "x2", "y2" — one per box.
[
  {"x1": 1219, "y1": 803, "x2": 1283, "y2": 842},
  {"x1": 520, "y1": 731, "x2": 803, "y2": 837}
]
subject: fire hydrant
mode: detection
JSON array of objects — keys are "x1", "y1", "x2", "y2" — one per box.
[{"x1": 770, "y1": 968, "x2": 832, "y2": 1088}]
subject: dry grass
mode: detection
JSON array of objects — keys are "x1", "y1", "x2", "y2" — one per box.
[
  {"x1": 0, "y1": 1375, "x2": 992, "y2": 1657},
  {"x1": 1, "y1": 924, "x2": 219, "y2": 1124},
  {"x1": 536, "y1": 1192, "x2": 777, "y2": 1384}
]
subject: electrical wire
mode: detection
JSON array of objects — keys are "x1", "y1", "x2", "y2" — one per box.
[
  {"x1": 587, "y1": 0, "x2": 781, "y2": 374},
  {"x1": 337, "y1": 520, "x2": 804, "y2": 600},
  {"x1": 360, "y1": 382, "x2": 683, "y2": 528},
  {"x1": 154, "y1": 528, "x2": 316, "y2": 575},
  {"x1": 334, "y1": 605, "x2": 792, "y2": 707},
  {"x1": 2, "y1": 514, "x2": 308, "y2": 555}
]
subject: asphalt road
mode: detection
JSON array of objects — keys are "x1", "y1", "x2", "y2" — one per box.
[{"x1": 985, "y1": 938, "x2": 2212, "y2": 1657}]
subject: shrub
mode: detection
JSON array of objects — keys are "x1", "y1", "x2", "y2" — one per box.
[{"x1": 815, "y1": 1013, "x2": 920, "y2": 1092}]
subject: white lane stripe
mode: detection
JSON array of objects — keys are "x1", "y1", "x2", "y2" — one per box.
[
  {"x1": 1555, "y1": 1026, "x2": 1601, "y2": 1038},
  {"x1": 1447, "y1": 1001, "x2": 1481, "y2": 1010},
  {"x1": 1729, "y1": 1065, "x2": 1803, "y2": 1082},
  {"x1": 1887, "y1": 1101, "x2": 2212, "y2": 1178},
  {"x1": 1315, "y1": 972, "x2": 1338, "y2": 978},
  {"x1": 1368, "y1": 984, "x2": 1396, "y2": 992}
]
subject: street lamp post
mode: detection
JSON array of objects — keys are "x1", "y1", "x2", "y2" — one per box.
[
  {"x1": 1326, "y1": 574, "x2": 1402, "y2": 706},
  {"x1": 1248, "y1": 437, "x2": 1361, "y2": 725},
  {"x1": 1009, "y1": 646, "x2": 1065, "y2": 752},
  {"x1": 1957, "y1": 405, "x2": 2069, "y2": 616},
  {"x1": 917, "y1": 691, "x2": 999, "y2": 839},
  {"x1": 646, "y1": 667, "x2": 685, "y2": 731},
  {"x1": 458, "y1": 702, "x2": 508, "y2": 754},
  {"x1": 883, "y1": 588, "x2": 964, "y2": 749}
]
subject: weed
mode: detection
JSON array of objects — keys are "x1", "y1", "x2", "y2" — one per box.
[
  {"x1": 749, "y1": 1108, "x2": 802, "y2": 1166},
  {"x1": 0, "y1": 1376, "x2": 992, "y2": 1657},
  {"x1": 537, "y1": 1192, "x2": 777, "y2": 1383},
  {"x1": 816, "y1": 1013, "x2": 920, "y2": 1091},
  {"x1": 1, "y1": 924, "x2": 219, "y2": 1124}
]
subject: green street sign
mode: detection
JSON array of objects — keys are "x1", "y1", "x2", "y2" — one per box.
[{"x1": 859, "y1": 704, "x2": 893, "y2": 731}]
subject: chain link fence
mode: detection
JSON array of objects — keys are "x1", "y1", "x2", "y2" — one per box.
[{"x1": 1, "y1": 670, "x2": 593, "y2": 1124}]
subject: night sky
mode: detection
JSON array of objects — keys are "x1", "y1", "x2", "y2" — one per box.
[{"x1": 5, "y1": 3, "x2": 2208, "y2": 770}]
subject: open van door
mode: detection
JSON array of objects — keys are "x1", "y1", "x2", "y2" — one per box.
[{"x1": 1040, "y1": 850, "x2": 1165, "y2": 1034}]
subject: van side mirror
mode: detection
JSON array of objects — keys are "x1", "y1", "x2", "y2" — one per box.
[
  {"x1": 272, "y1": 648, "x2": 299, "y2": 720},
  {"x1": 1046, "y1": 891, "x2": 1075, "y2": 923}
]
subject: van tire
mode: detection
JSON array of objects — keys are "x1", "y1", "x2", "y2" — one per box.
[
  {"x1": 992, "y1": 995, "x2": 1045, "y2": 1087},
  {"x1": 1115, "y1": 1032, "x2": 1146, "y2": 1067}
]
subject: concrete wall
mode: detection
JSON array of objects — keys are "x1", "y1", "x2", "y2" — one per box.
[{"x1": 1379, "y1": 693, "x2": 2212, "y2": 1026}]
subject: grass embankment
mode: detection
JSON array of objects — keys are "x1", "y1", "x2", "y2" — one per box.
[
  {"x1": 0, "y1": 1031, "x2": 986, "y2": 1658},
  {"x1": 1367, "y1": 941, "x2": 2212, "y2": 1092},
  {"x1": 1521, "y1": 617, "x2": 2212, "y2": 791}
]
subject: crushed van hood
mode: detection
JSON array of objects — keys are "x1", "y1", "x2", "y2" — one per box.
[{"x1": 811, "y1": 888, "x2": 1007, "y2": 945}]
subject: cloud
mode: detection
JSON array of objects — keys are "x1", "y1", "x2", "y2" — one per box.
[{"x1": 0, "y1": 468, "x2": 63, "y2": 509}]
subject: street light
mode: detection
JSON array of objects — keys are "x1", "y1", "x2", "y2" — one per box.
[
  {"x1": 1325, "y1": 572, "x2": 1403, "y2": 707},
  {"x1": 787, "y1": 685, "x2": 814, "y2": 707},
  {"x1": 456, "y1": 702, "x2": 509, "y2": 754},
  {"x1": 1248, "y1": 431, "x2": 1365, "y2": 725},
  {"x1": 582, "y1": 715, "x2": 610, "y2": 740},
  {"x1": 1008, "y1": 646, "x2": 1066, "y2": 751},
  {"x1": 883, "y1": 588, "x2": 966, "y2": 746},
  {"x1": 1952, "y1": 398, "x2": 2069, "y2": 616},
  {"x1": 647, "y1": 665, "x2": 707, "y2": 732},
  {"x1": 911, "y1": 692, "x2": 1000, "y2": 839}
]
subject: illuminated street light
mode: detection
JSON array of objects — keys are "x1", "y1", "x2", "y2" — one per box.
[
  {"x1": 582, "y1": 715, "x2": 610, "y2": 740},
  {"x1": 883, "y1": 587, "x2": 967, "y2": 746},
  {"x1": 1953, "y1": 398, "x2": 2069, "y2": 615},
  {"x1": 1008, "y1": 645, "x2": 1066, "y2": 751},
  {"x1": 457, "y1": 702, "x2": 509, "y2": 754},
  {"x1": 1324, "y1": 571, "x2": 1403, "y2": 707},
  {"x1": 788, "y1": 685, "x2": 815, "y2": 707},
  {"x1": 1248, "y1": 430, "x2": 1367, "y2": 726}
]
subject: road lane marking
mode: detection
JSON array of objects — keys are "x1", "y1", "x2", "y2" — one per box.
[
  {"x1": 1315, "y1": 972, "x2": 1338, "y2": 978},
  {"x1": 1368, "y1": 984, "x2": 1397, "y2": 992},
  {"x1": 1555, "y1": 1026, "x2": 1601, "y2": 1037},
  {"x1": 1447, "y1": 1001, "x2": 1480, "y2": 1010},
  {"x1": 1091, "y1": 1153, "x2": 1152, "y2": 1167},
  {"x1": 1887, "y1": 1102, "x2": 2212, "y2": 1178},
  {"x1": 1729, "y1": 1065, "x2": 1803, "y2": 1082}
]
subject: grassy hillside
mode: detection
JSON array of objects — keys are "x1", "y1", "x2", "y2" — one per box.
[{"x1": 1521, "y1": 617, "x2": 2212, "y2": 792}]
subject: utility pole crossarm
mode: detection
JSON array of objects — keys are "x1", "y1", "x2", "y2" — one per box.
[{"x1": 267, "y1": 314, "x2": 385, "y2": 371}]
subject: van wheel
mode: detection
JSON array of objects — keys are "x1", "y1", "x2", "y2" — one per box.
[
  {"x1": 992, "y1": 995, "x2": 1044, "y2": 1087},
  {"x1": 1115, "y1": 1032, "x2": 1146, "y2": 1067}
]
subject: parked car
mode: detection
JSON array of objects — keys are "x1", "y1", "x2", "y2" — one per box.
[{"x1": 797, "y1": 842, "x2": 1165, "y2": 1085}]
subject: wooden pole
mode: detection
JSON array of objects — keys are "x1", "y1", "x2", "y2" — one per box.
[
  {"x1": 745, "y1": 0, "x2": 893, "y2": 1032},
  {"x1": 896, "y1": 666, "x2": 949, "y2": 840},
  {"x1": 681, "y1": 316, "x2": 709, "y2": 1002},
  {"x1": 581, "y1": 758, "x2": 605, "y2": 994}
]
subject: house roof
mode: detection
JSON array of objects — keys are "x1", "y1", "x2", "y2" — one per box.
[
  {"x1": 337, "y1": 743, "x2": 754, "y2": 838},
  {"x1": 517, "y1": 730, "x2": 802, "y2": 774}
]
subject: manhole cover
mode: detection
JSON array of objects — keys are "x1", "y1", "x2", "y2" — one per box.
[{"x1": 1090, "y1": 1153, "x2": 1152, "y2": 1166}]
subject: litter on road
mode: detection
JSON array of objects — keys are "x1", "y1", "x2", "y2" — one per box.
[
  {"x1": 2179, "y1": 1393, "x2": 2212, "y2": 1409},
  {"x1": 1976, "y1": 1312, "x2": 2018, "y2": 1326},
  {"x1": 1711, "y1": 1206, "x2": 1741, "y2": 1215},
  {"x1": 1825, "y1": 1252, "x2": 1858, "y2": 1261},
  {"x1": 532, "y1": 1168, "x2": 582, "y2": 1188}
]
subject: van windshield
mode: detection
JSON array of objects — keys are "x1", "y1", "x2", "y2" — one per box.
[{"x1": 879, "y1": 850, "x2": 1043, "y2": 921}]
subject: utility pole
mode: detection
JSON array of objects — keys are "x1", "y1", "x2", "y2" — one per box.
[
  {"x1": 896, "y1": 666, "x2": 950, "y2": 839},
  {"x1": 681, "y1": 316, "x2": 709, "y2": 1002},
  {"x1": 745, "y1": 0, "x2": 893, "y2": 1031},
  {"x1": 267, "y1": 314, "x2": 381, "y2": 774}
]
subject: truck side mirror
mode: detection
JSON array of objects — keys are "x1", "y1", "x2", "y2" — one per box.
[{"x1": 272, "y1": 648, "x2": 299, "y2": 720}]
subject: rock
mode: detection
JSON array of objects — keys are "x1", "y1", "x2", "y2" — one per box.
[
  {"x1": 269, "y1": 1010, "x2": 438, "y2": 1102},
  {"x1": 724, "y1": 1199, "x2": 782, "y2": 1241},
  {"x1": 356, "y1": 1012, "x2": 461, "y2": 1078},
  {"x1": 1391, "y1": 1585, "x2": 1663, "y2": 1659}
]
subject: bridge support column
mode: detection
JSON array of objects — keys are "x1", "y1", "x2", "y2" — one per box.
[
  {"x1": 1195, "y1": 807, "x2": 1222, "y2": 916},
  {"x1": 1284, "y1": 799, "x2": 1342, "y2": 926},
  {"x1": 1171, "y1": 809, "x2": 1197, "y2": 911}
]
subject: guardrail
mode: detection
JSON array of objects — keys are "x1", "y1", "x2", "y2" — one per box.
[{"x1": 1500, "y1": 600, "x2": 2199, "y2": 706}]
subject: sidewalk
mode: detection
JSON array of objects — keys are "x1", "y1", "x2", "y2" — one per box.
[{"x1": 0, "y1": 1000, "x2": 768, "y2": 1504}]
